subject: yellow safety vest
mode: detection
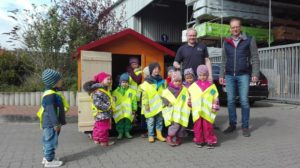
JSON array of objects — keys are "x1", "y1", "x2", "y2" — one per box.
[
  {"x1": 91, "y1": 88, "x2": 115, "y2": 117},
  {"x1": 188, "y1": 83, "x2": 219, "y2": 124},
  {"x1": 36, "y1": 90, "x2": 70, "y2": 128},
  {"x1": 161, "y1": 87, "x2": 191, "y2": 127},
  {"x1": 129, "y1": 69, "x2": 142, "y2": 91},
  {"x1": 112, "y1": 87, "x2": 136, "y2": 123},
  {"x1": 141, "y1": 81, "x2": 165, "y2": 118}
]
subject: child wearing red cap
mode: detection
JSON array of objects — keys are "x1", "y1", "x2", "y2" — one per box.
[
  {"x1": 188, "y1": 65, "x2": 220, "y2": 149},
  {"x1": 83, "y1": 72, "x2": 115, "y2": 146}
]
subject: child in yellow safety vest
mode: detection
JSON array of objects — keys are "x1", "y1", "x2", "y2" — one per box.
[
  {"x1": 39, "y1": 69, "x2": 67, "y2": 167},
  {"x1": 188, "y1": 65, "x2": 220, "y2": 149},
  {"x1": 141, "y1": 62, "x2": 166, "y2": 143},
  {"x1": 127, "y1": 57, "x2": 142, "y2": 92},
  {"x1": 83, "y1": 72, "x2": 115, "y2": 147},
  {"x1": 183, "y1": 68, "x2": 195, "y2": 88},
  {"x1": 112, "y1": 73, "x2": 137, "y2": 140},
  {"x1": 161, "y1": 71, "x2": 191, "y2": 146}
]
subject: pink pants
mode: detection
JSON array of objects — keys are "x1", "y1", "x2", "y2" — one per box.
[
  {"x1": 93, "y1": 119, "x2": 110, "y2": 143},
  {"x1": 193, "y1": 117, "x2": 217, "y2": 144}
]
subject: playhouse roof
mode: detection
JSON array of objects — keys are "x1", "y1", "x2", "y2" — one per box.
[{"x1": 74, "y1": 28, "x2": 176, "y2": 58}]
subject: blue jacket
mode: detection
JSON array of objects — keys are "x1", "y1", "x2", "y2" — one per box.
[
  {"x1": 41, "y1": 89, "x2": 66, "y2": 128},
  {"x1": 220, "y1": 33, "x2": 260, "y2": 77}
]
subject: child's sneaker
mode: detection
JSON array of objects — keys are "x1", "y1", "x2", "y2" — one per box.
[
  {"x1": 44, "y1": 160, "x2": 63, "y2": 167},
  {"x1": 42, "y1": 157, "x2": 59, "y2": 164},
  {"x1": 124, "y1": 132, "x2": 133, "y2": 139},
  {"x1": 100, "y1": 141, "x2": 115, "y2": 147},
  {"x1": 207, "y1": 143, "x2": 215, "y2": 149},
  {"x1": 195, "y1": 143, "x2": 205, "y2": 148},
  {"x1": 94, "y1": 141, "x2": 100, "y2": 144}
]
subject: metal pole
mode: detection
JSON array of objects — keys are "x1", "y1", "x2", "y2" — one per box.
[
  {"x1": 269, "y1": 0, "x2": 272, "y2": 47},
  {"x1": 221, "y1": 0, "x2": 224, "y2": 47}
]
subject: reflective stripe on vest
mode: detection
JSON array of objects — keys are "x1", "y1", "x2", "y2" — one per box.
[
  {"x1": 112, "y1": 88, "x2": 136, "y2": 123},
  {"x1": 36, "y1": 90, "x2": 70, "y2": 128},
  {"x1": 161, "y1": 87, "x2": 191, "y2": 127},
  {"x1": 142, "y1": 82, "x2": 164, "y2": 118},
  {"x1": 188, "y1": 83, "x2": 219, "y2": 124},
  {"x1": 91, "y1": 88, "x2": 114, "y2": 117}
]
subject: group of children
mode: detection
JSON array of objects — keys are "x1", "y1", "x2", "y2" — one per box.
[
  {"x1": 38, "y1": 58, "x2": 220, "y2": 167},
  {"x1": 82, "y1": 58, "x2": 220, "y2": 149}
]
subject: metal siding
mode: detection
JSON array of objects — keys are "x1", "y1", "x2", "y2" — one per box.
[
  {"x1": 113, "y1": 0, "x2": 154, "y2": 20},
  {"x1": 141, "y1": 14, "x2": 183, "y2": 43}
]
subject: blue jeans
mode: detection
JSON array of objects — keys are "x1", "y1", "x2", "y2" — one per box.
[
  {"x1": 225, "y1": 74, "x2": 250, "y2": 128},
  {"x1": 146, "y1": 112, "x2": 163, "y2": 137},
  {"x1": 42, "y1": 128, "x2": 59, "y2": 161}
]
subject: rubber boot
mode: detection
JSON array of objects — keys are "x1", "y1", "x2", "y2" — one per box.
[
  {"x1": 117, "y1": 133, "x2": 123, "y2": 140},
  {"x1": 166, "y1": 136, "x2": 176, "y2": 146},
  {"x1": 175, "y1": 136, "x2": 182, "y2": 146},
  {"x1": 125, "y1": 132, "x2": 133, "y2": 139},
  {"x1": 148, "y1": 136, "x2": 155, "y2": 143},
  {"x1": 156, "y1": 129, "x2": 166, "y2": 142}
]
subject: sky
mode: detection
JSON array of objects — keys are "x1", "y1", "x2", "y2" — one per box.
[{"x1": 0, "y1": 0, "x2": 51, "y2": 50}]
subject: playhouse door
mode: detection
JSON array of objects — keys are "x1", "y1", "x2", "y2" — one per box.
[{"x1": 78, "y1": 51, "x2": 112, "y2": 132}]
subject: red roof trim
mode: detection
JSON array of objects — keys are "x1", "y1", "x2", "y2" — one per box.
[{"x1": 76, "y1": 28, "x2": 175, "y2": 58}]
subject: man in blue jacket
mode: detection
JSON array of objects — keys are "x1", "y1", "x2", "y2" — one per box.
[{"x1": 219, "y1": 18, "x2": 260, "y2": 137}]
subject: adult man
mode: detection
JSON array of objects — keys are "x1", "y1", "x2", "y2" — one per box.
[
  {"x1": 219, "y1": 18, "x2": 260, "y2": 137},
  {"x1": 173, "y1": 28, "x2": 212, "y2": 81}
]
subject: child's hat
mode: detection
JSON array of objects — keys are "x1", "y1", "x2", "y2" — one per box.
[
  {"x1": 143, "y1": 66, "x2": 150, "y2": 77},
  {"x1": 167, "y1": 66, "x2": 175, "y2": 73},
  {"x1": 94, "y1": 72, "x2": 110, "y2": 83},
  {"x1": 149, "y1": 62, "x2": 160, "y2": 75},
  {"x1": 196, "y1": 65, "x2": 209, "y2": 76},
  {"x1": 42, "y1": 69, "x2": 62, "y2": 87},
  {"x1": 119, "y1": 73, "x2": 129, "y2": 82},
  {"x1": 171, "y1": 71, "x2": 182, "y2": 82},
  {"x1": 129, "y1": 57, "x2": 139, "y2": 64},
  {"x1": 184, "y1": 68, "x2": 195, "y2": 77}
]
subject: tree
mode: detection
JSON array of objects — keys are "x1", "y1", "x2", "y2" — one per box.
[
  {"x1": 4, "y1": 0, "x2": 125, "y2": 91},
  {"x1": 59, "y1": 0, "x2": 125, "y2": 55}
]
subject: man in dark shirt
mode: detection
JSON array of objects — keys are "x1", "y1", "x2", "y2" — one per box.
[{"x1": 173, "y1": 28, "x2": 213, "y2": 81}]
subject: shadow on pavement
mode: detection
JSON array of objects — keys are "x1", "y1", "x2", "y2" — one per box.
[{"x1": 250, "y1": 116, "x2": 277, "y2": 133}]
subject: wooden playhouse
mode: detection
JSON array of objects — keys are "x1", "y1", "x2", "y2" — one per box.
[{"x1": 74, "y1": 28, "x2": 175, "y2": 132}]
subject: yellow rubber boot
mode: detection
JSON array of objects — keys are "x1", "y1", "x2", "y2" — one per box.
[
  {"x1": 156, "y1": 129, "x2": 166, "y2": 142},
  {"x1": 148, "y1": 136, "x2": 155, "y2": 143}
]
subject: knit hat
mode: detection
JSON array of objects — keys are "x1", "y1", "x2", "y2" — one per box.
[
  {"x1": 129, "y1": 57, "x2": 139, "y2": 64},
  {"x1": 42, "y1": 69, "x2": 62, "y2": 87},
  {"x1": 171, "y1": 71, "x2": 182, "y2": 82},
  {"x1": 94, "y1": 72, "x2": 110, "y2": 83},
  {"x1": 167, "y1": 66, "x2": 175, "y2": 74},
  {"x1": 149, "y1": 62, "x2": 160, "y2": 75},
  {"x1": 184, "y1": 68, "x2": 195, "y2": 77},
  {"x1": 119, "y1": 73, "x2": 129, "y2": 82},
  {"x1": 143, "y1": 66, "x2": 150, "y2": 77},
  {"x1": 196, "y1": 65, "x2": 209, "y2": 76}
]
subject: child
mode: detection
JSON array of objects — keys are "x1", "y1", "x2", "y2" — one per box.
[
  {"x1": 188, "y1": 65, "x2": 220, "y2": 149},
  {"x1": 142, "y1": 63, "x2": 166, "y2": 143},
  {"x1": 83, "y1": 72, "x2": 115, "y2": 146},
  {"x1": 161, "y1": 71, "x2": 190, "y2": 146},
  {"x1": 127, "y1": 57, "x2": 142, "y2": 91},
  {"x1": 112, "y1": 73, "x2": 137, "y2": 139},
  {"x1": 165, "y1": 66, "x2": 175, "y2": 85},
  {"x1": 39, "y1": 69, "x2": 68, "y2": 167},
  {"x1": 183, "y1": 68, "x2": 195, "y2": 88},
  {"x1": 137, "y1": 66, "x2": 150, "y2": 138}
]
